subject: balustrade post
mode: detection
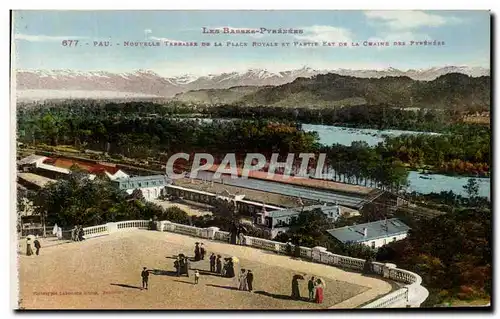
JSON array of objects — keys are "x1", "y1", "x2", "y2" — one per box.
[
  {"x1": 244, "y1": 236, "x2": 252, "y2": 246},
  {"x1": 106, "y1": 222, "x2": 117, "y2": 234},
  {"x1": 383, "y1": 263, "x2": 397, "y2": 279},
  {"x1": 311, "y1": 246, "x2": 327, "y2": 262},
  {"x1": 274, "y1": 243, "x2": 281, "y2": 253},
  {"x1": 162, "y1": 221, "x2": 173, "y2": 232},
  {"x1": 332, "y1": 254, "x2": 339, "y2": 265},
  {"x1": 206, "y1": 227, "x2": 219, "y2": 240}
]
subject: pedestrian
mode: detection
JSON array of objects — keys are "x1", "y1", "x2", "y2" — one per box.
[
  {"x1": 174, "y1": 257, "x2": 181, "y2": 277},
  {"x1": 141, "y1": 267, "x2": 150, "y2": 290},
  {"x1": 238, "y1": 269, "x2": 248, "y2": 291},
  {"x1": 194, "y1": 242, "x2": 201, "y2": 261},
  {"x1": 184, "y1": 257, "x2": 190, "y2": 277},
  {"x1": 78, "y1": 226, "x2": 85, "y2": 241},
  {"x1": 26, "y1": 237, "x2": 33, "y2": 256},
  {"x1": 246, "y1": 270, "x2": 254, "y2": 292},
  {"x1": 314, "y1": 279, "x2": 324, "y2": 304},
  {"x1": 308, "y1": 276, "x2": 316, "y2": 301},
  {"x1": 216, "y1": 255, "x2": 222, "y2": 276},
  {"x1": 200, "y1": 243, "x2": 206, "y2": 260},
  {"x1": 209, "y1": 253, "x2": 216, "y2": 272},
  {"x1": 239, "y1": 232, "x2": 245, "y2": 246},
  {"x1": 194, "y1": 270, "x2": 200, "y2": 284},
  {"x1": 286, "y1": 240, "x2": 293, "y2": 256},
  {"x1": 34, "y1": 238, "x2": 41, "y2": 256},
  {"x1": 291, "y1": 275, "x2": 301, "y2": 300},
  {"x1": 71, "y1": 226, "x2": 77, "y2": 241},
  {"x1": 75, "y1": 226, "x2": 80, "y2": 241}
]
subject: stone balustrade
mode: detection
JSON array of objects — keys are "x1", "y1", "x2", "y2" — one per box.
[
  {"x1": 81, "y1": 219, "x2": 428, "y2": 308},
  {"x1": 82, "y1": 224, "x2": 108, "y2": 238},
  {"x1": 116, "y1": 220, "x2": 150, "y2": 230}
]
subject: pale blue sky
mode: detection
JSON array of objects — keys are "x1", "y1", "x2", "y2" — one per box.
[{"x1": 13, "y1": 10, "x2": 490, "y2": 76}]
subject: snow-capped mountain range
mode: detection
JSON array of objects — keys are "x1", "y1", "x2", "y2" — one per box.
[{"x1": 15, "y1": 66, "x2": 490, "y2": 101}]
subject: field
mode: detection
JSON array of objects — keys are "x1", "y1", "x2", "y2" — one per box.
[{"x1": 17, "y1": 230, "x2": 393, "y2": 309}]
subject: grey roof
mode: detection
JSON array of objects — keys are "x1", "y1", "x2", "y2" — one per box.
[
  {"x1": 268, "y1": 204, "x2": 340, "y2": 218},
  {"x1": 326, "y1": 218, "x2": 410, "y2": 244},
  {"x1": 268, "y1": 209, "x2": 300, "y2": 218},
  {"x1": 112, "y1": 174, "x2": 169, "y2": 190},
  {"x1": 18, "y1": 155, "x2": 47, "y2": 165},
  {"x1": 195, "y1": 171, "x2": 368, "y2": 209},
  {"x1": 18, "y1": 173, "x2": 56, "y2": 188}
]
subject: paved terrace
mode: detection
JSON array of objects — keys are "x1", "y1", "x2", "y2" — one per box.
[{"x1": 18, "y1": 230, "x2": 393, "y2": 310}]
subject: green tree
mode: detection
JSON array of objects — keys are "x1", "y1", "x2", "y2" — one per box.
[{"x1": 463, "y1": 178, "x2": 479, "y2": 199}]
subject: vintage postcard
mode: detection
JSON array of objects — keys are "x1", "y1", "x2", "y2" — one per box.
[{"x1": 12, "y1": 10, "x2": 491, "y2": 310}]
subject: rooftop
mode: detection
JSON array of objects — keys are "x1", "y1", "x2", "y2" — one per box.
[
  {"x1": 268, "y1": 204, "x2": 340, "y2": 218},
  {"x1": 43, "y1": 157, "x2": 121, "y2": 175},
  {"x1": 206, "y1": 165, "x2": 375, "y2": 196},
  {"x1": 326, "y1": 218, "x2": 410, "y2": 244},
  {"x1": 17, "y1": 154, "x2": 47, "y2": 166},
  {"x1": 196, "y1": 171, "x2": 370, "y2": 209},
  {"x1": 36, "y1": 162, "x2": 71, "y2": 174},
  {"x1": 113, "y1": 174, "x2": 168, "y2": 182},
  {"x1": 18, "y1": 172, "x2": 56, "y2": 188}
]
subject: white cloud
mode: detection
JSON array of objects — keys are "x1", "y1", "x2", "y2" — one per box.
[
  {"x1": 294, "y1": 25, "x2": 353, "y2": 43},
  {"x1": 364, "y1": 10, "x2": 460, "y2": 30},
  {"x1": 14, "y1": 33, "x2": 87, "y2": 42}
]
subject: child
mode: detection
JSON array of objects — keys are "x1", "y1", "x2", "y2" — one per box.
[{"x1": 194, "y1": 270, "x2": 200, "y2": 284}]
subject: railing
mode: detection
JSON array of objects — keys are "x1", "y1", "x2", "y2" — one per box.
[
  {"x1": 116, "y1": 220, "x2": 149, "y2": 230},
  {"x1": 78, "y1": 219, "x2": 427, "y2": 308},
  {"x1": 170, "y1": 223, "x2": 203, "y2": 238},
  {"x1": 300, "y1": 247, "x2": 313, "y2": 258},
  {"x1": 83, "y1": 224, "x2": 109, "y2": 238},
  {"x1": 363, "y1": 287, "x2": 409, "y2": 308},
  {"x1": 214, "y1": 231, "x2": 230, "y2": 242},
  {"x1": 248, "y1": 236, "x2": 281, "y2": 252}
]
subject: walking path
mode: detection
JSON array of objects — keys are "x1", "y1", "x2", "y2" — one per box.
[{"x1": 18, "y1": 230, "x2": 392, "y2": 309}]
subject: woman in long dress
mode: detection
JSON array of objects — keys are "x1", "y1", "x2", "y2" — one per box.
[
  {"x1": 314, "y1": 279, "x2": 324, "y2": 304},
  {"x1": 216, "y1": 255, "x2": 222, "y2": 275},
  {"x1": 291, "y1": 277, "x2": 301, "y2": 299},
  {"x1": 238, "y1": 269, "x2": 248, "y2": 290},
  {"x1": 26, "y1": 237, "x2": 33, "y2": 256}
]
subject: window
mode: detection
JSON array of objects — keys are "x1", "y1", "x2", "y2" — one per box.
[{"x1": 371, "y1": 241, "x2": 376, "y2": 249}]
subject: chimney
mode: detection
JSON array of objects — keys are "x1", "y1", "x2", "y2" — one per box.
[{"x1": 363, "y1": 227, "x2": 367, "y2": 237}]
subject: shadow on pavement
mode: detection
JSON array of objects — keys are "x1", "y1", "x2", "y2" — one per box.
[
  {"x1": 110, "y1": 283, "x2": 143, "y2": 290},
  {"x1": 254, "y1": 290, "x2": 309, "y2": 302},
  {"x1": 206, "y1": 284, "x2": 239, "y2": 291},
  {"x1": 151, "y1": 269, "x2": 179, "y2": 276},
  {"x1": 173, "y1": 279, "x2": 195, "y2": 285},
  {"x1": 190, "y1": 268, "x2": 222, "y2": 277}
]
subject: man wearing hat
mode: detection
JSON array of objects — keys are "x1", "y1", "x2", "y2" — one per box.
[{"x1": 141, "y1": 267, "x2": 150, "y2": 290}]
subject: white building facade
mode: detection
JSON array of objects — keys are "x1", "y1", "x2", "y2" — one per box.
[
  {"x1": 327, "y1": 218, "x2": 410, "y2": 249},
  {"x1": 111, "y1": 175, "x2": 169, "y2": 201}
]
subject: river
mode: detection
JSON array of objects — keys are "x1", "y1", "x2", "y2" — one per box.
[
  {"x1": 302, "y1": 124, "x2": 442, "y2": 147},
  {"x1": 184, "y1": 118, "x2": 490, "y2": 198},
  {"x1": 302, "y1": 123, "x2": 490, "y2": 199}
]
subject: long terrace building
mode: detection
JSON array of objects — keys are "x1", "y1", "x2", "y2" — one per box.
[{"x1": 194, "y1": 171, "x2": 400, "y2": 214}]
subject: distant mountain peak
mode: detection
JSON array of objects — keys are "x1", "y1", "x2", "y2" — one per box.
[{"x1": 15, "y1": 66, "x2": 490, "y2": 101}]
